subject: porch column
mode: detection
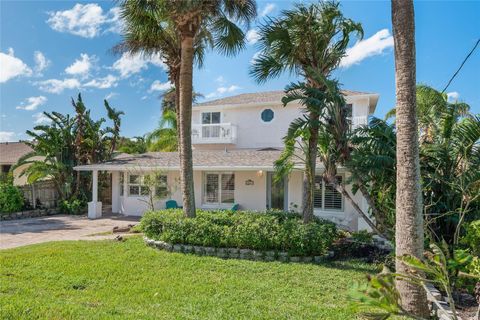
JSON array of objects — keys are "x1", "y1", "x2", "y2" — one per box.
[
  {"x1": 88, "y1": 170, "x2": 102, "y2": 219},
  {"x1": 122, "y1": 172, "x2": 128, "y2": 214},
  {"x1": 111, "y1": 171, "x2": 120, "y2": 214}
]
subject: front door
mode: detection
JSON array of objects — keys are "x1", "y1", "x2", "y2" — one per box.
[{"x1": 266, "y1": 172, "x2": 288, "y2": 210}]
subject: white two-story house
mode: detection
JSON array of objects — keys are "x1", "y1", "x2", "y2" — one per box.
[{"x1": 74, "y1": 90, "x2": 379, "y2": 231}]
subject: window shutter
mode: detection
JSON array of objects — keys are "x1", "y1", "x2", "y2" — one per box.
[
  {"x1": 313, "y1": 176, "x2": 323, "y2": 208},
  {"x1": 324, "y1": 176, "x2": 343, "y2": 210}
]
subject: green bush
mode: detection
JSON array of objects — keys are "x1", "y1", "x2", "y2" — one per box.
[
  {"x1": 140, "y1": 209, "x2": 338, "y2": 256},
  {"x1": 462, "y1": 220, "x2": 480, "y2": 256},
  {"x1": 0, "y1": 183, "x2": 24, "y2": 214},
  {"x1": 60, "y1": 198, "x2": 86, "y2": 215}
]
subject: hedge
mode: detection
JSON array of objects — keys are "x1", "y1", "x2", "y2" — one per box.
[
  {"x1": 0, "y1": 183, "x2": 24, "y2": 214},
  {"x1": 140, "y1": 209, "x2": 338, "y2": 256}
]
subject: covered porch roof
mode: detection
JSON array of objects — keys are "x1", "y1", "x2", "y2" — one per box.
[{"x1": 74, "y1": 149, "x2": 311, "y2": 172}]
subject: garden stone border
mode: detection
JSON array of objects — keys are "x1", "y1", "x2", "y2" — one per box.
[
  {"x1": 1, "y1": 208, "x2": 60, "y2": 221},
  {"x1": 424, "y1": 283, "x2": 463, "y2": 320},
  {"x1": 144, "y1": 237, "x2": 333, "y2": 263}
]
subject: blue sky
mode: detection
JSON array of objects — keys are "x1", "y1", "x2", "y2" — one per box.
[{"x1": 1, "y1": 0, "x2": 479, "y2": 142}]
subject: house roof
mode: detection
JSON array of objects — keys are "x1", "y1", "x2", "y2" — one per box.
[
  {"x1": 0, "y1": 142, "x2": 33, "y2": 165},
  {"x1": 74, "y1": 149, "x2": 307, "y2": 171},
  {"x1": 194, "y1": 89, "x2": 374, "y2": 107}
]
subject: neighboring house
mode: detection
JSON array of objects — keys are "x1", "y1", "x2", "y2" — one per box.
[
  {"x1": 0, "y1": 142, "x2": 33, "y2": 186},
  {"x1": 75, "y1": 90, "x2": 379, "y2": 231},
  {"x1": 0, "y1": 142, "x2": 58, "y2": 208}
]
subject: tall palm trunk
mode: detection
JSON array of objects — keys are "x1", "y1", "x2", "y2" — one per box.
[
  {"x1": 391, "y1": 0, "x2": 428, "y2": 316},
  {"x1": 302, "y1": 111, "x2": 319, "y2": 223},
  {"x1": 178, "y1": 35, "x2": 196, "y2": 218}
]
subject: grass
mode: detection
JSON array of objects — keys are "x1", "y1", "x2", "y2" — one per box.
[{"x1": 0, "y1": 237, "x2": 378, "y2": 320}]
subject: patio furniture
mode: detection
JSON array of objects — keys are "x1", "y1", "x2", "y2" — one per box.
[{"x1": 166, "y1": 200, "x2": 181, "y2": 209}]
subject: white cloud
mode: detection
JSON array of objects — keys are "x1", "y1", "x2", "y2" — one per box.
[
  {"x1": 260, "y1": 3, "x2": 276, "y2": 17},
  {"x1": 205, "y1": 85, "x2": 241, "y2": 99},
  {"x1": 37, "y1": 78, "x2": 81, "y2": 94},
  {"x1": 46, "y1": 3, "x2": 121, "y2": 38},
  {"x1": 340, "y1": 29, "x2": 394, "y2": 68},
  {"x1": 33, "y1": 112, "x2": 52, "y2": 125},
  {"x1": 0, "y1": 48, "x2": 32, "y2": 83},
  {"x1": 34, "y1": 51, "x2": 50, "y2": 75},
  {"x1": 105, "y1": 92, "x2": 118, "y2": 100},
  {"x1": 149, "y1": 80, "x2": 173, "y2": 92},
  {"x1": 16, "y1": 96, "x2": 47, "y2": 111},
  {"x1": 0, "y1": 131, "x2": 17, "y2": 142},
  {"x1": 215, "y1": 76, "x2": 225, "y2": 84},
  {"x1": 246, "y1": 29, "x2": 260, "y2": 45},
  {"x1": 447, "y1": 91, "x2": 460, "y2": 101},
  {"x1": 112, "y1": 52, "x2": 167, "y2": 78},
  {"x1": 84, "y1": 74, "x2": 118, "y2": 89},
  {"x1": 65, "y1": 53, "x2": 94, "y2": 77}
]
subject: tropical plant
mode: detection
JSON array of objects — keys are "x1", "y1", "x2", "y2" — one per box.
[
  {"x1": 15, "y1": 94, "x2": 123, "y2": 201},
  {"x1": 119, "y1": 0, "x2": 256, "y2": 218},
  {"x1": 274, "y1": 72, "x2": 384, "y2": 235},
  {"x1": 146, "y1": 110, "x2": 177, "y2": 152},
  {"x1": 391, "y1": 0, "x2": 429, "y2": 315},
  {"x1": 348, "y1": 118, "x2": 397, "y2": 236},
  {"x1": 250, "y1": 1, "x2": 362, "y2": 223},
  {"x1": 146, "y1": 88, "x2": 202, "y2": 152},
  {"x1": 117, "y1": 136, "x2": 148, "y2": 154},
  {"x1": 366, "y1": 85, "x2": 480, "y2": 244},
  {"x1": 0, "y1": 182, "x2": 24, "y2": 214}
]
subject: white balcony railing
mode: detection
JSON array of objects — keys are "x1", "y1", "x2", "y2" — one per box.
[
  {"x1": 192, "y1": 123, "x2": 237, "y2": 144},
  {"x1": 349, "y1": 116, "x2": 368, "y2": 130}
]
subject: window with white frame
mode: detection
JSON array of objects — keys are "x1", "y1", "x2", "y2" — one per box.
[
  {"x1": 313, "y1": 175, "x2": 343, "y2": 211},
  {"x1": 203, "y1": 173, "x2": 235, "y2": 205},
  {"x1": 202, "y1": 112, "x2": 221, "y2": 124},
  {"x1": 128, "y1": 174, "x2": 168, "y2": 198}
]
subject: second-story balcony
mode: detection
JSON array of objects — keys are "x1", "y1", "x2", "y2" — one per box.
[
  {"x1": 349, "y1": 116, "x2": 369, "y2": 130},
  {"x1": 192, "y1": 123, "x2": 237, "y2": 144}
]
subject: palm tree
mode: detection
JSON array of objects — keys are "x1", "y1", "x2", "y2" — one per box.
[
  {"x1": 146, "y1": 109, "x2": 177, "y2": 152},
  {"x1": 250, "y1": 1, "x2": 362, "y2": 223},
  {"x1": 385, "y1": 84, "x2": 470, "y2": 143},
  {"x1": 104, "y1": 100, "x2": 125, "y2": 155},
  {"x1": 391, "y1": 0, "x2": 429, "y2": 315},
  {"x1": 147, "y1": 88, "x2": 203, "y2": 152},
  {"x1": 118, "y1": 0, "x2": 257, "y2": 218}
]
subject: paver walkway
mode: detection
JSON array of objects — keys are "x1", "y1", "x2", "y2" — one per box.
[{"x1": 0, "y1": 214, "x2": 140, "y2": 250}]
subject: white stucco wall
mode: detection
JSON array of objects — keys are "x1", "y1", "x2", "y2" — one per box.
[
  {"x1": 192, "y1": 95, "x2": 369, "y2": 150},
  {"x1": 233, "y1": 171, "x2": 266, "y2": 210},
  {"x1": 113, "y1": 168, "x2": 372, "y2": 232}
]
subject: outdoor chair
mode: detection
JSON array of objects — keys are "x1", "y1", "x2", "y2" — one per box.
[{"x1": 165, "y1": 200, "x2": 181, "y2": 209}]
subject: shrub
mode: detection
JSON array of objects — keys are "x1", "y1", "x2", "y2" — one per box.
[
  {"x1": 60, "y1": 198, "x2": 86, "y2": 215},
  {"x1": 0, "y1": 183, "x2": 24, "y2": 214},
  {"x1": 462, "y1": 220, "x2": 480, "y2": 256},
  {"x1": 140, "y1": 209, "x2": 337, "y2": 256}
]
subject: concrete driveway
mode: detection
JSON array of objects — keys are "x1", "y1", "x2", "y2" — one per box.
[{"x1": 0, "y1": 214, "x2": 140, "y2": 250}]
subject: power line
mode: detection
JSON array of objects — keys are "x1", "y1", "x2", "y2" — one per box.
[{"x1": 441, "y1": 38, "x2": 480, "y2": 93}]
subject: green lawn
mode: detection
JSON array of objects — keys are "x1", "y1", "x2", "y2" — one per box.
[{"x1": 0, "y1": 237, "x2": 377, "y2": 320}]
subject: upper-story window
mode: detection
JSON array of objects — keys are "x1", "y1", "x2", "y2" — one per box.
[
  {"x1": 345, "y1": 104, "x2": 353, "y2": 118},
  {"x1": 261, "y1": 109, "x2": 274, "y2": 122},
  {"x1": 202, "y1": 112, "x2": 221, "y2": 124}
]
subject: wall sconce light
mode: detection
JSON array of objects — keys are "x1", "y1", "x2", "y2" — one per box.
[{"x1": 257, "y1": 170, "x2": 264, "y2": 177}]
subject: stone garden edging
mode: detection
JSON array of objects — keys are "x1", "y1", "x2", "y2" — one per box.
[
  {"x1": 0, "y1": 208, "x2": 60, "y2": 221},
  {"x1": 424, "y1": 283, "x2": 463, "y2": 320},
  {"x1": 144, "y1": 237, "x2": 334, "y2": 263}
]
